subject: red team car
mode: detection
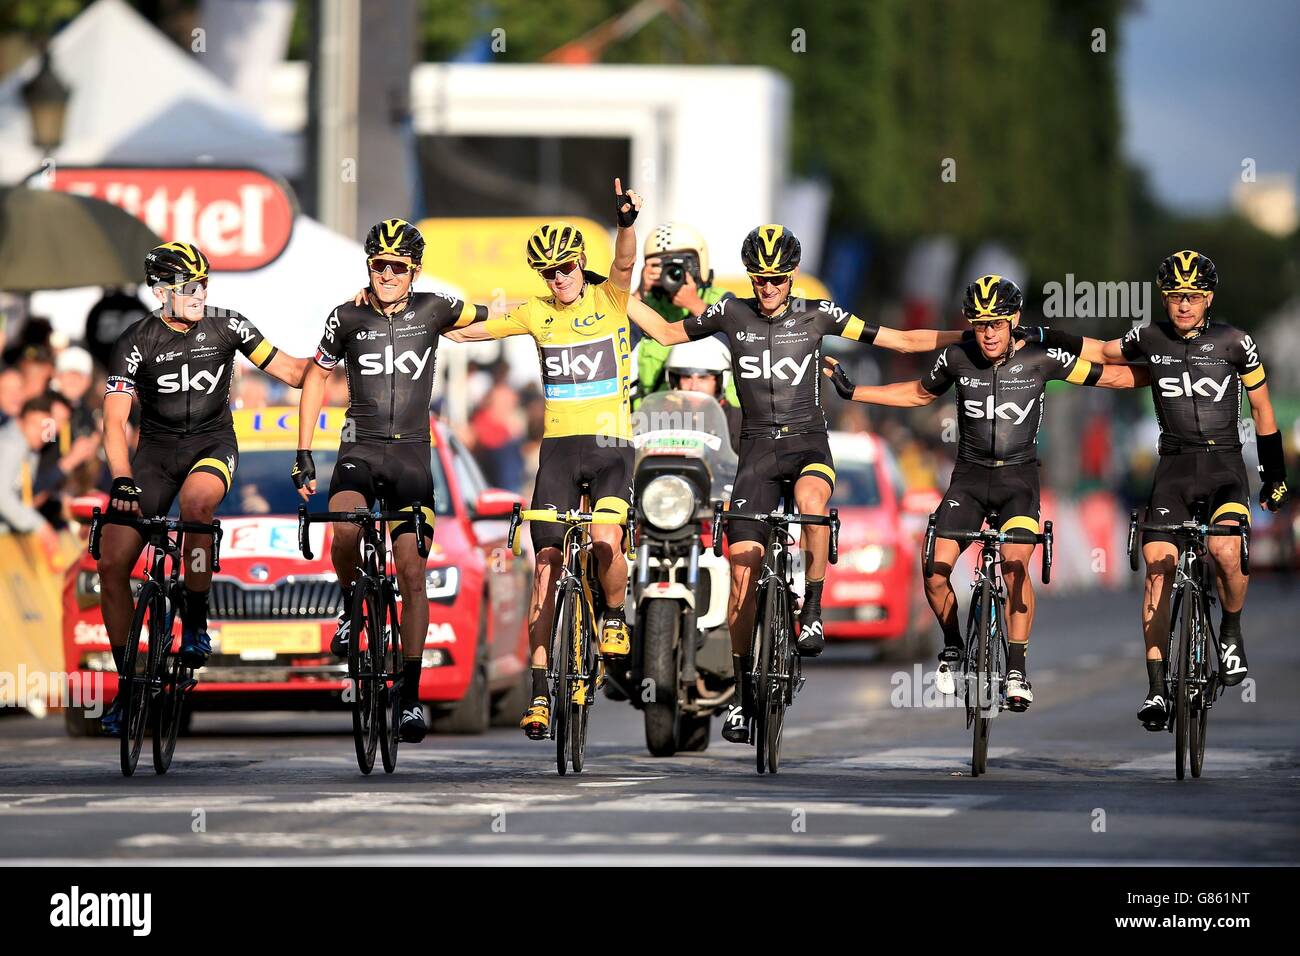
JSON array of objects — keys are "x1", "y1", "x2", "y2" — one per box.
[{"x1": 63, "y1": 407, "x2": 532, "y2": 735}]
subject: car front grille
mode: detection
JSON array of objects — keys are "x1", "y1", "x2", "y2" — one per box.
[{"x1": 208, "y1": 577, "x2": 344, "y2": 621}]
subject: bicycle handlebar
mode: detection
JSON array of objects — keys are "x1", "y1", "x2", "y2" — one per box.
[
  {"x1": 1126, "y1": 510, "x2": 1249, "y2": 575},
  {"x1": 709, "y1": 501, "x2": 841, "y2": 564},
  {"x1": 88, "y1": 508, "x2": 223, "y2": 572},
  {"x1": 922, "y1": 512, "x2": 1053, "y2": 584},
  {"x1": 297, "y1": 504, "x2": 430, "y2": 561},
  {"x1": 506, "y1": 504, "x2": 631, "y2": 558}
]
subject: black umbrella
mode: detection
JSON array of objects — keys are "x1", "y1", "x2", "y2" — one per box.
[{"x1": 0, "y1": 186, "x2": 162, "y2": 292}]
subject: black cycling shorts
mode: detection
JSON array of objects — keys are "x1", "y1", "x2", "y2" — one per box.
[
  {"x1": 728, "y1": 431, "x2": 836, "y2": 546},
  {"x1": 330, "y1": 440, "x2": 435, "y2": 541},
  {"x1": 1144, "y1": 450, "x2": 1250, "y2": 547},
  {"x1": 131, "y1": 431, "x2": 239, "y2": 518},
  {"x1": 531, "y1": 435, "x2": 633, "y2": 552},
  {"x1": 936, "y1": 460, "x2": 1041, "y2": 546}
]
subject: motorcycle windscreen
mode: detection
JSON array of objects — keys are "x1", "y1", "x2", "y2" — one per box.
[{"x1": 632, "y1": 390, "x2": 737, "y2": 502}]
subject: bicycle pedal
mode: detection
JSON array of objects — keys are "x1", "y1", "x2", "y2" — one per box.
[{"x1": 1142, "y1": 720, "x2": 1167, "y2": 733}]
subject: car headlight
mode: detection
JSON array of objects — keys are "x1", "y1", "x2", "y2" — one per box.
[
  {"x1": 640, "y1": 475, "x2": 696, "y2": 531},
  {"x1": 425, "y1": 566, "x2": 460, "y2": 600},
  {"x1": 847, "y1": 545, "x2": 894, "y2": 574}
]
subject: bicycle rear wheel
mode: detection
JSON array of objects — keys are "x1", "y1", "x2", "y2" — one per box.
[
  {"x1": 550, "y1": 585, "x2": 577, "y2": 775},
  {"x1": 120, "y1": 580, "x2": 159, "y2": 777},
  {"x1": 379, "y1": 584, "x2": 403, "y2": 774},
  {"x1": 971, "y1": 581, "x2": 993, "y2": 777},
  {"x1": 349, "y1": 582, "x2": 381, "y2": 774}
]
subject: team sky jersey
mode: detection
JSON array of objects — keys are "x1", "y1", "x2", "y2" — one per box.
[
  {"x1": 315, "y1": 291, "x2": 480, "y2": 443},
  {"x1": 485, "y1": 271, "x2": 634, "y2": 440},
  {"x1": 685, "y1": 296, "x2": 878, "y2": 438},
  {"x1": 106, "y1": 307, "x2": 277, "y2": 438},
  {"x1": 921, "y1": 340, "x2": 1101, "y2": 466},
  {"x1": 1119, "y1": 320, "x2": 1265, "y2": 455}
]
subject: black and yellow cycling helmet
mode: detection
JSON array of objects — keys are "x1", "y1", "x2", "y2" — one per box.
[
  {"x1": 526, "y1": 221, "x2": 585, "y2": 270},
  {"x1": 741, "y1": 224, "x2": 801, "y2": 276},
  {"x1": 365, "y1": 218, "x2": 425, "y2": 264},
  {"x1": 144, "y1": 241, "x2": 210, "y2": 288},
  {"x1": 962, "y1": 274, "x2": 1023, "y2": 321},
  {"x1": 1157, "y1": 250, "x2": 1218, "y2": 293}
]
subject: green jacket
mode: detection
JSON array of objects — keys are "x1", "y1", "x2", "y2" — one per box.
[{"x1": 636, "y1": 285, "x2": 739, "y2": 408}]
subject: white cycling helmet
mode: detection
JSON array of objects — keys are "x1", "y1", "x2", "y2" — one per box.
[
  {"x1": 666, "y1": 337, "x2": 731, "y2": 397},
  {"x1": 644, "y1": 222, "x2": 712, "y2": 282}
]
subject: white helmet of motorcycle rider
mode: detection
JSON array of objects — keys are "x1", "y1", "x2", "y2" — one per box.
[
  {"x1": 643, "y1": 221, "x2": 712, "y2": 284},
  {"x1": 665, "y1": 337, "x2": 731, "y2": 400}
]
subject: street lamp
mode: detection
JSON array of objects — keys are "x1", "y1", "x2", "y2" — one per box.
[{"x1": 21, "y1": 50, "x2": 70, "y2": 155}]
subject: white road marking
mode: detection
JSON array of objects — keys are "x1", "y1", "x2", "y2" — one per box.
[
  {"x1": 1110, "y1": 750, "x2": 1283, "y2": 773},
  {"x1": 117, "y1": 831, "x2": 883, "y2": 852},
  {"x1": 839, "y1": 747, "x2": 1018, "y2": 770}
]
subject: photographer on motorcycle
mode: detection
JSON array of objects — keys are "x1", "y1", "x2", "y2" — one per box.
[
  {"x1": 636, "y1": 222, "x2": 739, "y2": 408},
  {"x1": 664, "y1": 338, "x2": 742, "y2": 455}
]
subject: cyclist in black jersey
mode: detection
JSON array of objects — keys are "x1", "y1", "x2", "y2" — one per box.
[
  {"x1": 629, "y1": 224, "x2": 966, "y2": 744},
  {"x1": 1085, "y1": 251, "x2": 1290, "y2": 727},
  {"x1": 97, "y1": 242, "x2": 309, "y2": 735},
  {"x1": 825, "y1": 275, "x2": 1143, "y2": 710},
  {"x1": 293, "y1": 218, "x2": 490, "y2": 743}
]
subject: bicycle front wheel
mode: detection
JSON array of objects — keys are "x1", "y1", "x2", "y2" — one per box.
[
  {"x1": 120, "y1": 580, "x2": 160, "y2": 777},
  {"x1": 152, "y1": 586, "x2": 186, "y2": 774},
  {"x1": 378, "y1": 583, "x2": 403, "y2": 775},
  {"x1": 570, "y1": 594, "x2": 597, "y2": 774},
  {"x1": 549, "y1": 584, "x2": 577, "y2": 775},
  {"x1": 1174, "y1": 585, "x2": 1196, "y2": 781},
  {"x1": 349, "y1": 582, "x2": 381, "y2": 775},
  {"x1": 971, "y1": 580, "x2": 993, "y2": 777},
  {"x1": 754, "y1": 582, "x2": 790, "y2": 775}
]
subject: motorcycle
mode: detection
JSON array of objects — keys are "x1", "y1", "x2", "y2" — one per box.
[{"x1": 607, "y1": 390, "x2": 737, "y2": 756}]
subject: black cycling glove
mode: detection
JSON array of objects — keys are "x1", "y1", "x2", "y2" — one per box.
[
  {"x1": 827, "y1": 361, "x2": 856, "y2": 400},
  {"x1": 1257, "y1": 430, "x2": 1290, "y2": 511},
  {"x1": 615, "y1": 184, "x2": 638, "y2": 228},
  {"x1": 1015, "y1": 325, "x2": 1086, "y2": 355},
  {"x1": 291, "y1": 449, "x2": 316, "y2": 490},
  {"x1": 109, "y1": 476, "x2": 141, "y2": 513}
]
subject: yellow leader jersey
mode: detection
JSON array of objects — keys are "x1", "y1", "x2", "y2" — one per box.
[{"x1": 486, "y1": 272, "x2": 634, "y2": 440}]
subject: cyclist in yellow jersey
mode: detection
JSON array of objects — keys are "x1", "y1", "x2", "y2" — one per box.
[{"x1": 456, "y1": 179, "x2": 644, "y2": 738}]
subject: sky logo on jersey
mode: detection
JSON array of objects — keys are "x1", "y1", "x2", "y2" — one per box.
[
  {"x1": 1157, "y1": 373, "x2": 1231, "y2": 401},
  {"x1": 157, "y1": 363, "x2": 226, "y2": 394},
  {"x1": 541, "y1": 338, "x2": 618, "y2": 399},
  {"x1": 818, "y1": 301, "x2": 850, "y2": 323},
  {"x1": 963, "y1": 394, "x2": 1037, "y2": 424},
  {"x1": 738, "y1": 350, "x2": 812, "y2": 385},
  {"x1": 227, "y1": 317, "x2": 256, "y2": 344},
  {"x1": 357, "y1": 345, "x2": 433, "y2": 378}
]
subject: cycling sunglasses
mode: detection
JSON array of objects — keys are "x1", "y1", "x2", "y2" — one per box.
[
  {"x1": 539, "y1": 260, "x2": 581, "y2": 281},
  {"x1": 749, "y1": 273, "x2": 792, "y2": 289},
  {"x1": 369, "y1": 257, "x2": 414, "y2": 276},
  {"x1": 165, "y1": 277, "x2": 208, "y2": 296}
]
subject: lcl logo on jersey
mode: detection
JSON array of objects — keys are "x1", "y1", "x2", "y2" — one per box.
[
  {"x1": 963, "y1": 394, "x2": 1037, "y2": 424},
  {"x1": 357, "y1": 346, "x2": 433, "y2": 378},
  {"x1": 1157, "y1": 373, "x2": 1231, "y2": 401},
  {"x1": 738, "y1": 350, "x2": 812, "y2": 385},
  {"x1": 571, "y1": 311, "x2": 604, "y2": 336},
  {"x1": 158, "y1": 363, "x2": 226, "y2": 394}
]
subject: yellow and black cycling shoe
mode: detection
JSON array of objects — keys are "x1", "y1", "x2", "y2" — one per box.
[
  {"x1": 519, "y1": 696, "x2": 550, "y2": 740},
  {"x1": 599, "y1": 617, "x2": 631, "y2": 657}
]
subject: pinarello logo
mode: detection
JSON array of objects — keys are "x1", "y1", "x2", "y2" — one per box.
[{"x1": 49, "y1": 166, "x2": 296, "y2": 271}]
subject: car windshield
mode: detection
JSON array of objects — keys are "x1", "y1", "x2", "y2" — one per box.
[
  {"x1": 214, "y1": 448, "x2": 454, "y2": 517},
  {"x1": 833, "y1": 458, "x2": 881, "y2": 508}
]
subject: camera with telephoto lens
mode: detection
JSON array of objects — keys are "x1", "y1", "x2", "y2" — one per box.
[{"x1": 652, "y1": 253, "x2": 703, "y2": 299}]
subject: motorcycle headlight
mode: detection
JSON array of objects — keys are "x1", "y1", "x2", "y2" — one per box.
[
  {"x1": 425, "y1": 566, "x2": 460, "y2": 600},
  {"x1": 847, "y1": 545, "x2": 894, "y2": 574},
  {"x1": 641, "y1": 475, "x2": 697, "y2": 531}
]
